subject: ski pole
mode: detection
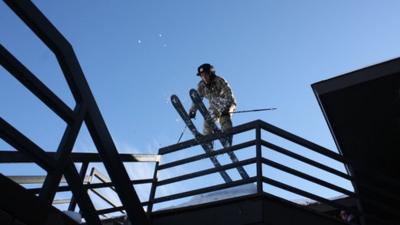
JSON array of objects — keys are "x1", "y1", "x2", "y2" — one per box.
[
  {"x1": 233, "y1": 108, "x2": 277, "y2": 114},
  {"x1": 177, "y1": 125, "x2": 187, "y2": 143}
]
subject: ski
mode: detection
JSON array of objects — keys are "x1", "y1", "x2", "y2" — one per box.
[
  {"x1": 189, "y1": 89, "x2": 250, "y2": 179},
  {"x1": 171, "y1": 95, "x2": 233, "y2": 183}
]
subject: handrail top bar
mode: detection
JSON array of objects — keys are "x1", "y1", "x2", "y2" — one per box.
[
  {"x1": 159, "y1": 119, "x2": 344, "y2": 163},
  {"x1": 159, "y1": 120, "x2": 260, "y2": 154},
  {"x1": 8, "y1": 175, "x2": 91, "y2": 184},
  {"x1": 0, "y1": 151, "x2": 161, "y2": 163}
]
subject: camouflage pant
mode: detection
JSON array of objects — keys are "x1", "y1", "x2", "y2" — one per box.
[{"x1": 203, "y1": 104, "x2": 235, "y2": 148}]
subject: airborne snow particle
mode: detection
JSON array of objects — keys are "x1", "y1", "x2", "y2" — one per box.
[
  {"x1": 158, "y1": 33, "x2": 163, "y2": 37},
  {"x1": 137, "y1": 40, "x2": 142, "y2": 44}
]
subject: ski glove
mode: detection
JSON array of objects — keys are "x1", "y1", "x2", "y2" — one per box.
[
  {"x1": 210, "y1": 108, "x2": 221, "y2": 119},
  {"x1": 211, "y1": 98, "x2": 232, "y2": 116},
  {"x1": 189, "y1": 109, "x2": 196, "y2": 119},
  {"x1": 220, "y1": 105, "x2": 230, "y2": 116}
]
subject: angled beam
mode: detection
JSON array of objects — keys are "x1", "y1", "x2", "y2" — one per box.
[
  {"x1": 68, "y1": 161, "x2": 89, "y2": 211},
  {"x1": 4, "y1": 1, "x2": 150, "y2": 224},
  {"x1": 159, "y1": 120, "x2": 259, "y2": 155},
  {"x1": 0, "y1": 44, "x2": 74, "y2": 123},
  {"x1": 89, "y1": 188, "x2": 122, "y2": 212},
  {"x1": 85, "y1": 110, "x2": 150, "y2": 224},
  {"x1": 3, "y1": 0, "x2": 83, "y2": 103},
  {"x1": 0, "y1": 118, "x2": 56, "y2": 171},
  {"x1": 63, "y1": 158, "x2": 101, "y2": 225},
  {"x1": 40, "y1": 104, "x2": 86, "y2": 204}
]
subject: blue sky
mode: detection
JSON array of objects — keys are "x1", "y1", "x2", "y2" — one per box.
[{"x1": 2, "y1": 0, "x2": 400, "y2": 211}]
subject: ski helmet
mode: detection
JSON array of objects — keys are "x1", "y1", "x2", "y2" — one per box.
[{"x1": 197, "y1": 63, "x2": 215, "y2": 76}]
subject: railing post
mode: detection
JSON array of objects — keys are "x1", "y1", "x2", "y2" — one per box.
[
  {"x1": 256, "y1": 124, "x2": 263, "y2": 194},
  {"x1": 147, "y1": 161, "x2": 160, "y2": 214},
  {"x1": 68, "y1": 161, "x2": 89, "y2": 211}
]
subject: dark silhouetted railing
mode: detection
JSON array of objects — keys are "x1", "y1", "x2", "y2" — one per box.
[
  {"x1": 0, "y1": 151, "x2": 160, "y2": 218},
  {"x1": 147, "y1": 120, "x2": 396, "y2": 225}
]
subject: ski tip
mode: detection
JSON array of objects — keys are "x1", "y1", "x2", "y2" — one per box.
[
  {"x1": 189, "y1": 89, "x2": 198, "y2": 97},
  {"x1": 171, "y1": 95, "x2": 178, "y2": 102}
]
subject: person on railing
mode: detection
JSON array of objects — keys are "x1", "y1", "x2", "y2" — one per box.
[{"x1": 189, "y1": 63, "x2": 236, "y2": 148}]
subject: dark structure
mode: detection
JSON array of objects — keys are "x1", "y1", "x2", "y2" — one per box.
[
  {"x1": 148, "y1": 120, "x2": 360, "y2": 225},
  {"x1": 0, "y1": 0, "x2": 150, "y2": 224},
  {"x1": 1, "y1": 0, "x2": 399, "y2": 225},
  {"x1": 0, "y1": 151, "x2": 160, "y2": 219},
  {"x1": 312, "y1": 58, "x2": 400, "y2": 224}
]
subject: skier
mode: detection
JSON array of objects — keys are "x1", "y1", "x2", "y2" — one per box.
[{"x1": 189, "y1": 63, "x2": 236, "y2": 147}]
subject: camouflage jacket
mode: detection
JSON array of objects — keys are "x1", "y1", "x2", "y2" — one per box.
[{"x1": 190, "y1": 75, "x2": 236, "y2": 115}]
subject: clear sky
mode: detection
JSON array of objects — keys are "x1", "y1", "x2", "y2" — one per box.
[{"x1": 1, "y1": 0, "x2": 400, "y2": 211}]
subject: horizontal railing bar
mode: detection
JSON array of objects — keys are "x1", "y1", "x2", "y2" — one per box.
[
  {"x1": 262, "y1": 177, "x2": 355, "y2": 214},
  {"x1": 0, "y1": 44, "x2": 75, "y2": 124},
  {"x1": 261, "y1": 158, "x2": 356, "y2": 198},
  {"x1": 159, "y1": 120, "x2": 259, "y2": 155},
  {"x1": 158, "y1": 140, "x2": 256, "y2": 170},
  {"x1": 97, "y1": 206, "x2": 125, "y2": 215},
  {"x1": 157, "y1": 158, "x2": 256, "y2": 187},
  {"x1": 52, "y1": 198, "x2": 71, "y2": 205},
  {"x1": 97, "y1": 200, "x2": 153, "y2": 215},
  {"x1": 28, "y1": 179, "x2": 153, "y2": 194},
  {"x1": 258, "y1": 120, "x2": 346, "y2": 163},
  {"x1": 8, "y1": 175, "x2": 91, "y2": 184},
  {"x1": 87, "y1": 179, "x2": 154, "y2": 189},
  {"x1": 159, "y1": 139, "x2": 199, "y2": 155},
  {"x1": 83, "y1": 153, "x2": 160, "y2": 163},
  {"x1": 153, "y1": 177, "x2": 258, "y2": 204},
  {"x1": 29, "y1": 186, "x2": 67, "y2": 194},
  {"x1": 261, "y1": 140, "x2": 351, "y2": 180},
  {"x1": 0, "y1": 151, "x2": 160, "y2": 163}
]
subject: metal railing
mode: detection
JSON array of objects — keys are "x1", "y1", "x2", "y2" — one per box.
[
  {"x1": 1, "y1": 1, "x2": 152, "y2": 224},
  {"x1": 147, "y1": 120, "x2": 361, "y2": 220},
  {"x1": 0, "y1": 151, "x2": 160, "y2": 218}
]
